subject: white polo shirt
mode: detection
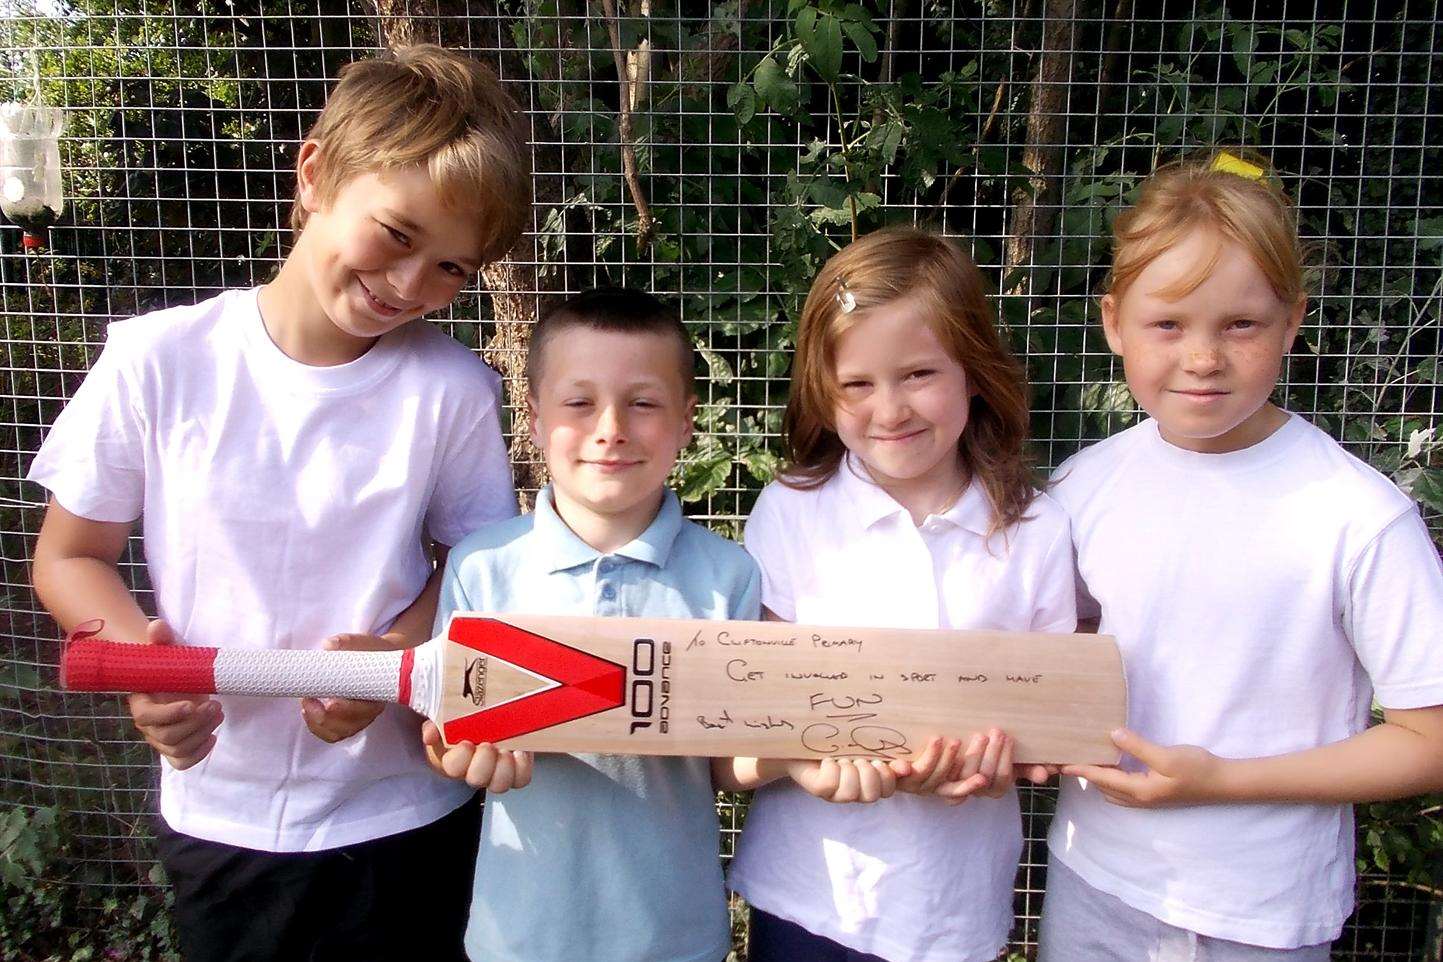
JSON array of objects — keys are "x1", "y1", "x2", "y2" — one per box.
[
  {"x1": 27, "y1": 288, "x2": 516, "y2": 852},
  {"x1": 729, "y1": 456, "x2": 1076, "y2": 962},
  {"x1": 1049, "y1": 415, "x2": 1443, "y2": 949}
]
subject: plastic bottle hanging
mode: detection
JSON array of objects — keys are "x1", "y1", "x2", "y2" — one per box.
[{"x1": 0, "y1": 102, "x2": 65, "y2": 251}]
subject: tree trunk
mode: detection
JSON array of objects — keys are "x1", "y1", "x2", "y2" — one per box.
[
  {"x1": 374, "y1": 0, "x2": 441, "y2": 46},
  {"x1": 479, "y1": 258, "x2": 550, "y2": 510},
  {"x1": 1005, "y1": 0, "x2": 1077, "y2": 295}
]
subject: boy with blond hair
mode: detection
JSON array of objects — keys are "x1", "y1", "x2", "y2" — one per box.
[
  {"x1": 28, "y1": 45, "x2": 531, "y2": 962},
  {"x1": 423, "y1": 288, "x2": 761, "y2": 962}
]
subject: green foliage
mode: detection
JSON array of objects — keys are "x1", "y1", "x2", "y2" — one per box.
[
  {"x1": 0, "y1": 807, "x2": 177, "y2": 961},
  {"x1": 1359, "y1": 794, "x2": 1443, "y2": 889},
  {"x1": 1, "y1": 1, "x2": 1440, "y2": 956}
]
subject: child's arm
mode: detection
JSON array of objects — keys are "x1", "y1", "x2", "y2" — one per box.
[
  {"x1": 1064, "y1": 707, "x2": 1443, "y2": 808},
  {"x1": 33, "y1": 500, "x2": 223, "y2": 770},
  {"x1": 301, "y1": 545, "x2": 450, "y2": 744}
]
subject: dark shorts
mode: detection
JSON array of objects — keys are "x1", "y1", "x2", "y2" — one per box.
[
  {"x1": 154, "y1": 794, "x2": 480, "y2": 962},
  {"x1": 748, "y1": 907, "x2": 892, "y2": 962}
]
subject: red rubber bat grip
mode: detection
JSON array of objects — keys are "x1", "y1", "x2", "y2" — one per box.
[{"x1": 61, "y1": 640, "x2": 220, "y2": 694}]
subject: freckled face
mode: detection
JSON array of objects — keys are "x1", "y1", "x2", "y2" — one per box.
[
  {"x1": 296, "y1": 148, "x2": 483, "y2": 350},
  {"x1": 1102, "y1": 233, "x2": 1305, "y2": 453}
]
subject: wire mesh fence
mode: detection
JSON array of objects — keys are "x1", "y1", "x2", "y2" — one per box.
[{"x1": 2, "y1": 1, "x2": 1440, "y2": 958}]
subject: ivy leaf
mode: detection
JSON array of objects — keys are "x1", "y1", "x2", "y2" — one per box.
[
  {"x1": 795, "y1": 5, "x2": 817, "y2": 42},
  {"x1": 699, "y1": 346, "x2": 736, "y2": 386},
  {"x1": 850, "y1": 190, "x2": 881, "y2": 212},
  {"x1": 798, "y1": 138, "x2": 828, "y2": 165},
  {"x1": 875, "y1": 120, "x2": 904, "y2": 164},
  {"x1": 809, "y1": 204, "x2": 853, "y2": 226},
  {"x1": 676, "y1": 447, "x2": 733, "y2": 502},
  {"x1": 1248, "y1": 61, "x2": 1277, "y2": 85},
  {"x1": 799, "y1": 9, "x2": 843, "y2": 82},
  {"x1": 742, "y1": 446, "x2": 781, "y2": 483},
  {"x1": 1410, "y1": 468, "x2": 1443, "y2": 514},
  {"x1": 726, "y1": 82, "x2": 756, "y2": 125},
  {"x1": 1284, "y1": 27, "x2": 1312, "y2": 50},
  {"x1": 753, "y1": 55, "x2": 798, "y2": 114},
  {"x1": 842, "y1": 20, "x2": 878, "y2": 63},
  {"x1": 1231, "y1": 22, "x2": 1258, "y2": 77},
  {"x1": 1416, "y1": 215, "x2": 1443, "y2": 251},
  {"x1": 840, "y1": 4, "x2": 877, "y2": 30},
  {"x1": 806, "y1": 177, "x2": 848, "y2": 208}
]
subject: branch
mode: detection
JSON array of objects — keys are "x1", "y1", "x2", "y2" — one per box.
[
  {"x1": 940, "y1": 75, "x2": 1008, "y2": 209},
  {"x1": 1360, "y1": 876, "x2": 1443, "y2": 900},
  {"x1": 939, "y1": 0, "x2": 1035, "y2": 210},
  {"x1": 1004, "y1": 0, "x2": 1077, "y2": 291},
  {"x1": 870, "y1": 0, "x2": 907, "y2": 130},
  {"x1": 1096, "y1": 0, "x2": 1134, "y2": 103},
  {"x1": 601, "y1": 0, "x2": 655, "y2": 251}
]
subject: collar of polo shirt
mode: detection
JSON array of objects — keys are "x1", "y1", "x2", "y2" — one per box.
[
  {"x1": 837, "y1": 452, "x2": 992, "y2": 536},
  {"x1": 531, "y1": 484, "x2": 684, "y2": 573}
]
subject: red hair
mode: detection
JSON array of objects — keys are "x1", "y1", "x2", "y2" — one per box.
[{"x1": 781, "y1": 227, "x2": 1038, "y2": 534}]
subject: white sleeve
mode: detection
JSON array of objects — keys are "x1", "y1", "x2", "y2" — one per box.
[
  {"x1": 25, "y1": 330, "x2": 147, "y2": 522},
  {"x1": 1346, "y1": 507, "x2": 1443, "y2": 709},
  {"x1": 425, "y1": 396, "x2": 517, "y2": 548},
  {"x1": 1032, "y1": 518, "x2": 1080, "y2": 634},
  {"x1": 742, "y1": 486, "x2": 797, "y2": 621},
  {"x1": 1047, "y1": 457, "x2": 1099, "y2": 624}
]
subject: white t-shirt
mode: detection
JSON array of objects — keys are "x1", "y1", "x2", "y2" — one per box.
[
  {"x1": 1049, "y1": 414, "x2": 1443, "y2": 949},
  {"x1": 27, "y1": 287, "x2": 517, "y2": 852},
  {"x1": 729, "y1": 457, "x2": 1077, "y2": 962}
]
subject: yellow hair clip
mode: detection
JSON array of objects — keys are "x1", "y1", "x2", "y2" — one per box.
[{"x1": 1211, "y1": 151, "x2": 1266, "y2": 180}]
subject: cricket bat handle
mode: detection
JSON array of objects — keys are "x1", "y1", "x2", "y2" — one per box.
[{"x1": 60, "y1": 637, "x2": 437, "y2": 710}]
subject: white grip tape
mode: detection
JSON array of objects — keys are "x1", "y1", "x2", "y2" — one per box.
[
  {"x1": 407, "y1": 639, "x2": 444, "y2": 722},
  {"x1": 212, "y1": 648, "x2": 405, "y2": 701}
]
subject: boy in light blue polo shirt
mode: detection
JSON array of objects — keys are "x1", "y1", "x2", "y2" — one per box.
[{"x1": 422, "y1": 287, "x2": 761, "y2": 962}]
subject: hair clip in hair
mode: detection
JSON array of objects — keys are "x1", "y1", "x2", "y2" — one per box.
[
  {"x1": 1211, "y1": 151, "x2": 1266, "y2": 181},
  {"x1": 835, "y1": 277, "x2": 857, "y2": 314}
]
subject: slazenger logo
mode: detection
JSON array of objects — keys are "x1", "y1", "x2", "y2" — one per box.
[
  {"x1": 628, "y1": 638, "x2": 672, "y2": 734},
  {"x1": 462, "y1": 657, "x2": 488, "y2": 706}
]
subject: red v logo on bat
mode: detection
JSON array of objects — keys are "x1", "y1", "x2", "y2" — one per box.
[{"x1": 441, "y1": 617, "x2": 626, "y2": 745}]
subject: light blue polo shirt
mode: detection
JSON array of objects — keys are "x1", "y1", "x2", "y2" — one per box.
[{"x1": 437, "y1": 486, "x2": 761, "y2": 962}]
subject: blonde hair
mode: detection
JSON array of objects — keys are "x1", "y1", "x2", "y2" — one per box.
[
  {"x1": 1106, "y1": 148, "x2": 1305, "y2": 305},
  {"x1": 783, "y1": 226, "x2": 1038, "y2": 534},
  {"x1": 292, "y1": 44, "x2": 531, "y2": 264}
]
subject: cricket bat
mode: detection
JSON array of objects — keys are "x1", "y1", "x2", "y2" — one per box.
[{"x1": 60, "y1": 613, "x2": 1127, "y2": 764}]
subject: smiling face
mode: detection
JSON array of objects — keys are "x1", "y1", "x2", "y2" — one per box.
[
  {"x1": 294, "y1": 143, "x2": 485, "y2": 354},
  {"x1": 1102, "y1": 231, "x2": 1306, "y2": 454},
  {"x1": 529, "y1": 327, "x2": 696, "y2": 546},
  {"x1": 830, "y1": 296, "x2": 972, "y2": 510}
]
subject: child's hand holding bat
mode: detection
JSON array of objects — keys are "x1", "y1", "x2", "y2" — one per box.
[
  {"x1": 127, "y1": 620, "x2": 224, "y2": 770},
  {"x1": 422, "y1": 720, "x2": 534, "y2": 793},
  {"x1": 300, "y1": 632, "x2": 403, "y2": 743}
]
